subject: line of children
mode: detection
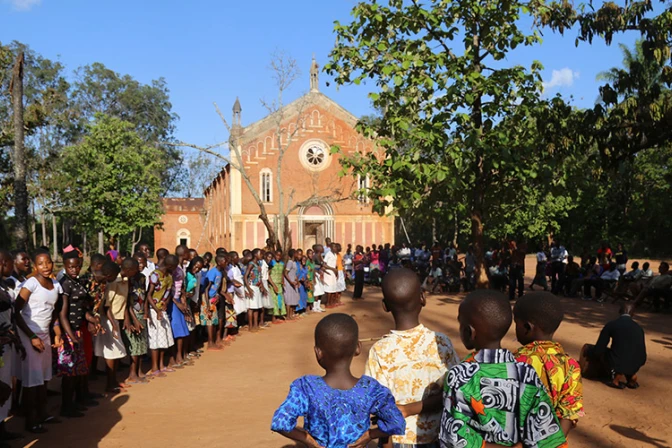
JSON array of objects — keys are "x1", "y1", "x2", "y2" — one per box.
[{"x1": 272, "y1": 272, "x2": 583, "y2": 448}]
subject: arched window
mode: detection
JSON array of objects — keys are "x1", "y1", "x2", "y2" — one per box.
[
  {"x1": 260, "y1": 169, "x2": 273, "y2": 203},
  {"x1": 357, "y1": 174, "x2": 370, "y2": 204}
]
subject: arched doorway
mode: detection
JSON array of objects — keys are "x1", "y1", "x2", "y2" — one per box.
[
  {"x1": 176, "y1": 229, "x2": 191, "y2": 248},
  {"x1": 299, "y1": 204, "x2": 334, "y2": 250}
]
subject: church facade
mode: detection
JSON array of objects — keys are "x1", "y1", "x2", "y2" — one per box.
[{"x1": 155, "y1": 59, "x2": 394, "y2": 253}]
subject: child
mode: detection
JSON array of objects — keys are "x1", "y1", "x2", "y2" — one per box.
[
  {"x1": 125, "y1": 255, "x2": 149, "y2": 384},
  {"x1": 169, "y1": 246, "x2": 190, "y2": 367},
  {"x1": 305, "y1": 249, "x2": 318, "y2": 313},
  {"x1": 244, "y1": 249, "x2": 264, "y2": 332},
  {"x1": 366, "y1": 268, "x2": 460, "y2": 447},
  {"x1": 439, "y1": 290, "x2": 567, "y2": 448},
  {"x1": 57, "y1": 252, "x2": 98, "y2": 417},
  {"x1": 271, "y1": 313, "x2": 406, "y2": 447},
  {"x1": 335, "y1": 243, "x2": 346, "y2": 306},
  {"x1": 297, "y1": 255, "x2": 309, "y2": 314},
  {"x1": 268, "y1": 251, "x2": 286, "y2": 324},
  {"x1": 261, "y1": 251, "x2": 274, "y2": 323},
  {"x1": 226, "y1": 252, "x2": 244, "y2": 337},
  {"x1": 202, "y1": 254, "x2": 226, "y2": 349},
  {"x1": 146, "y1": 255, "x2": 177, "y2": 376},
  {"x1": 95, "y1": 260, "x2": 131, "y2": 393},
  {"x1": 514, "y1": 292, "x2": 584, "y2": 437},
  {"x1": 312, "y1": 245, "x2": 327, "y2": 310},
  {"x1": 15, "y1": 250, "x2": 62, "y2": 433},
  {"x1": 185, "y1": 256, "x2": 204, "y2": 352},
  {"x1": 283, "y1": 249, "x2": 300, "y2": 321}
]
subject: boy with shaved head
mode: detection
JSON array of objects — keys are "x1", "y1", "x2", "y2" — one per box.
[
  {"x1": 514, "y1": 292, "x2": 583, "y2": 437},
  {"x1": 439, "y1": 290, "x2": 567, "y2": 448},
  {"x1": 366, "y1": 268, "x2": 459, "y2": 448}
]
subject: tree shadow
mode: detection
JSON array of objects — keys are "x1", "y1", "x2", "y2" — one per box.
[{"x1": 610, "y1": 424, "x2": 671, "y2": 448}]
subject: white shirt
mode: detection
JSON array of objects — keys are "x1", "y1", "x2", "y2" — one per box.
[
  {"x1": 601, "y1": 270, "x2": 621, "y2": 281},
  {"x1": 142, "y1": 265, "x2": 154, "y2": 289},
  {"x1": 536, "y1": 251, "x2": 547, "y2": 263},
  {"x1": 20, "y1": 277, "x2": 62, "y2": 334},
  {"x1": 261, "y1": 260, "x2": 270, "y2": 281},
  {"x1": 448, "y1": 248, "x2": 457, "y2": 259}
]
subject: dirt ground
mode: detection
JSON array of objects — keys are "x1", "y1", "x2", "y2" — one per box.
[{"x1": 7, "y1": 256, "x2": 672, "y2": 448}]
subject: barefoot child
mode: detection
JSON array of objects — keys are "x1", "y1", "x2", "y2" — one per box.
[
  {"x1": 261, "y1": 251, "x2": 274, "y2": 324},
  {"x1": 57, "y1": 252, "x2": 98, "y2": 417},
  {"x1": 514, "y1": 292, "x2": 584, "y2": 438},
  {"x1": 125, "y1": 255, "x2": 149, "y2": 384},
  {"x1": 146, "y1": 255, "x2": 177, "y2": 376},
  {"x1": 268, "y1": 251, "x2": 286, "y2": 324},
  {"x1": 439, "y1": 290, "x2": 567, "y2": 448},
  {"x1": 244, "y1": 249, "x2": 264, "y2": 332},
  {"x1": 202, "y1": 254, "x2": 226, "y2": 349},
  {"x1": 366, "y1": 268, "x2": 459, "y2": 447},
  {"x1": 271, "y1": 313, "x2": 406, "y2": 447}
]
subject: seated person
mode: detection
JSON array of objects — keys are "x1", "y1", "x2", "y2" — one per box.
[
  {"x1": 595, "y1": 262, "x2": 621, "y2": 302},
  {"x1": 634, "y1": 261, "x2": 672, "y2": 308},
  {"x1": 489, "y1": 261, "x2": 509, "y2": 292},
  {"x1": 640, "y1": 262, "x2": 654, "y2": 280},
  {"x1": 622, "y1": 261, "x2": 642, "y2": 281},
  {"x1": 582, "y1": 257, "x2": 603, "y2": 301},
  {"x1": 563, "y1": 256, "x2": 582, "y2": 297},
  {"x1": 580, "y1": 303, "x2": 646, "y2": 390}
]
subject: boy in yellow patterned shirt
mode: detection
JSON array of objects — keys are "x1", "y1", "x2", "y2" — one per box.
[
  {"x1": 365, "y1": 268, "x2": 459, "y2": 448},
  {"x1": 514, "y1": 292, "x2": 584, "y2": 438}
]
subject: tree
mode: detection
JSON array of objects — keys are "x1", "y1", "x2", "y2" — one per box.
[
  {"x1": 176, "y1": 152, "x2": 221, "y2": 198},
  {"x1": 71, "y1": 63, "x2": 181, "y2": 193},
  {"x1": 10, "y1": 50, "x2": 28, "y2": 249},
  {"x1": 58, "y1": 114, "x2": 165, "y2": 252},
  {"x1": 177, "y1": 52, "x2": 344, "y2": 252},
  {"x1": 327, "y1": 0, "x2": 574, "y2": 286}
]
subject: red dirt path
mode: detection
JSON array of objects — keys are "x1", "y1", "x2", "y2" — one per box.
[{"x1": 8, "y1": 257, "x2": 672, "y2": 448}]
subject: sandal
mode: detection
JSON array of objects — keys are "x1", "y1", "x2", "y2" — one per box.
[
  {"x1": 147, "y1": 370, "x2": 166, "y2": 378},
  {"x1": 42, "y1": 416, "x2": 62, "y2": 424},
  {"x1": 25, "y1": 424, "x2": 47, "y2": 434},
  {"x1": 170, "y1": 364, "x2": 184, "y2": 369},
  {"x1": 161, "y1": 368, "x2": 176, "y2": 373}
]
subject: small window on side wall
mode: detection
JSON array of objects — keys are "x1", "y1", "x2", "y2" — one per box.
[
  {"x1": 260, "y1": 169, "x2": 273, "y2": 203},
  {"x1": 357, "y1": 174, "x2": 370, "y2": 204}
]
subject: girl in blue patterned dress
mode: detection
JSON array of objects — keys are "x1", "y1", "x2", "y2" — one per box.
[
  {"x1": 296, "y1": 255, "x2": 308, "y2": 313},
  {"x1": 271, "y1": 313, "x2": 405, "y2": 448}
]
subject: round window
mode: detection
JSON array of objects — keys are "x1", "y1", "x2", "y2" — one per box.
[
  {"x1": 299, "y1": 140, "x2": 331, "y2": 172},
  {"x1": 178, "y1": 215, "x2": 188, "y2": 224}
]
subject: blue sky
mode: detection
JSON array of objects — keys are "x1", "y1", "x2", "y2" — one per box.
[{"x1": 1, "y1": 0, "x2": 641, "y2": 149}]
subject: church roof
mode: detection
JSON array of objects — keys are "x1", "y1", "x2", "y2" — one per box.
[
  {"x1": 238, "y1": 91, "x2": 359, "y2": 143},
  {"x1": 233, "y1": 97, "x2": 242, "y2": 113},
  {"x1": 162, "y1": 197, "x2": 205, "y2": 212}
]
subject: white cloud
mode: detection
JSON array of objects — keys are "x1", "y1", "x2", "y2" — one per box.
[
  {"x1": 5, "y1": 0, "x2": 41, "y2": 11},
  {"x1": 542, "y1": 68, "x2": 580, "y2": 91}
]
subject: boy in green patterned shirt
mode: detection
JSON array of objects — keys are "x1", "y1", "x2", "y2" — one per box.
[{"x1": 439, "y1": 290, "x2": 567, "y2": 448}]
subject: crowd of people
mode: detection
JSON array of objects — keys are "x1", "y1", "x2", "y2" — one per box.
[
  {"x1": 0, "y1": 236, "x2": 658, "y2": 447},
  {"x1": 0, "y1": 238, "x2": 361, "y2": 439}
]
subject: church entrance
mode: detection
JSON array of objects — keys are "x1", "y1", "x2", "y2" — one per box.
[{"x1": 303, "y1": 222, "x2": 324, "y2": 250}]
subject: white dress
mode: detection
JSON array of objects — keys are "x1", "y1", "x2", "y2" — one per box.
[
  {"x1": 261, "y1": 260, "x2": 273, "y2": 309},
  {"x1": 18, "y1": 277, "x2": 61, "y2": 388},
  {"x1": 147, "y1": 308, "x2": 174, "y2": 350},
  {"x1": 323, "y1": 252, "x2": 339, "y2": 293}
]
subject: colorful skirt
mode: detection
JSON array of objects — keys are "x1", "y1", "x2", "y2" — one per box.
[
  {"x1": 200, "y1": 297, "x2": 219, "y2": 326},
  {"x1": 270, "y1": 288, "x2": 286, "y2": 317},
  {"x1": 56, "y1": 332, "x2": 89, "y2": 377},
  {"x1": 169, "y1": 301, "x2": 190, "y2": 339},
  {"x1": 225, "y1": 302, "x2": 238, "y2": 328},
  {"x1": 123, "y1": 318, "x2": 148, "y2": 357}
]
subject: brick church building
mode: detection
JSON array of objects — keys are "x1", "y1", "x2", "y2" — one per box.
[{"x1": 154, "y1": 58, "x2": 394, "y2": 253}]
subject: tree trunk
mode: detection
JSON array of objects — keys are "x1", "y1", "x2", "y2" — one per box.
[
  {"x1": 41, "y1": 212, "x2": 48, "y2": 247},
  {"x1": 98, "y1": 231, "x2": 104, "y2": 254},
  {"x1": 52, "y1": 213, "x2": 58, "y2": 260},
  {"x1": 453, "y1": 210, "x2": 459, "y2": 248},
  {"x1": 258, "y1": 214, "x2": 278, "y2": 251},
  {"x1": 131, "y1": 228, "x2": 142, "y2": 255},
  {"x1": 471, "y1": 204, "x2": 489, "y2": 288},
  {"x1": 83, "y1": 232, "x2": 88, "y2": 259},
  {"x1": 432, "y1": 217, "x2": 437, "y2": 243},
  {"x1": 11, "y1": 51, "x2": 28, "y2": 249}
]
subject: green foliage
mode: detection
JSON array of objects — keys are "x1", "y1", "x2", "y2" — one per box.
[{"x1": 58, "y1": 114, "x2": 165, "y2": 239}]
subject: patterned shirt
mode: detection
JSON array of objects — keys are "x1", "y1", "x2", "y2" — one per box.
[
  {"x1": 149, "y1": 270, "x2": 173, "y2": 311},
  {"x1": 440, "y1": 349, "x2": 567, "y2": 448},
  {"x1": 365, "y1": 324, "x2": 460, "y2": 444},
  {"x1": 59, "y1": 274, "x2": 91, "y2": 329},
  {"x1": 515, "y1": 341, "x2": 584, "y2": 422},
  {"x1": 271, "y1": 375, "x2": 405, "y2": 448}
]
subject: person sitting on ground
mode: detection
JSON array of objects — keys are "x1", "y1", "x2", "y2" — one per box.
[
  {"x1": 640, "y1": 262, "x2": 654, "y2": 280},
  {"x1": 439, "y1": 290, "x2": 567, "y2": 448},
  {"x1": 582, "y1": 257, "x2": 603, "y2": 301},
  {"x1": 366, "y1": 268, "x2": 459, "y2": 448},
  {"x1": 579, "y1": 303, "x2": 646, "y2": 390},
  {"x1": 514, "y1": 292, "x2": 584, "y2": 438},
  {"x1": 271, "y1": 313, "x2": 405, "y2": 448},
  {"x1": 622, "y1": 261, "x2": 642, "y2": 281},
  {"x1": 634, "y1": 261, "x2": 672, "y2": 308},
  {"x1": 613, "y1": 243, "x2": 628, "y2": 275}
]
